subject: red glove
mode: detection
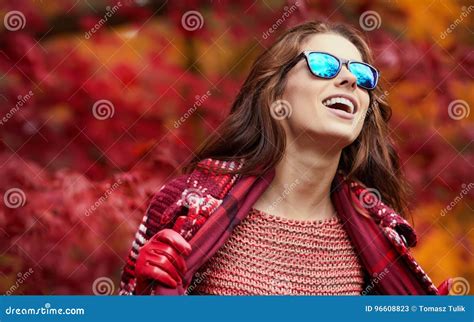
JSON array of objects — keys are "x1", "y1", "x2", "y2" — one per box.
[
  {"x1": 134, "y1": 229, "x2": 192, "y2": 294},
  {"x1": 437, "y1": 278, "x2": 452, "y2": 295}
]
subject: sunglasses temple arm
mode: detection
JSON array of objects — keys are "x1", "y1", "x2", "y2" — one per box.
[{"x1": 281, "y1": 53, "x2": 305, "y2": 77}]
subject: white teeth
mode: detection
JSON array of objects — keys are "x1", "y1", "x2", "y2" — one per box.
[{"x1": 322, "y1": 96, "x2": 355, "y2": 113}]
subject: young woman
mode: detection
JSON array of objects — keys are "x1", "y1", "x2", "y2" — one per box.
[{"x1": 119, "y1": 21, "x2": 451, "y2": 295}]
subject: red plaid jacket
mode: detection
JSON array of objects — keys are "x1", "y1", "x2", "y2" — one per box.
[{"x1": 119, "y1": 158, "x2": 451, "y2": 295}]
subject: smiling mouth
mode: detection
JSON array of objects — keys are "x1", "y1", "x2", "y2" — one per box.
[{"x1": 322, "y1": 96, "x2": 356, "y2": 114}]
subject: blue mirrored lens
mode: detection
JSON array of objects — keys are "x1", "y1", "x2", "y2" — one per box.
[
  {"x1": 307, "y1": 53, "x2": 340, "y2": 78},
  {"x1": 349, "y1": 62, "x2": 378, "y2": 89}
]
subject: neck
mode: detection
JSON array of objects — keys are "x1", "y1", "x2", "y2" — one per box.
[{"x1": 254, "y1": 137, "x2": 342, "y2": 221}]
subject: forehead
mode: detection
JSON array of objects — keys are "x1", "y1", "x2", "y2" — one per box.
[{"x1": 301, "y1": 33, "x2": 363, "y2": 61}]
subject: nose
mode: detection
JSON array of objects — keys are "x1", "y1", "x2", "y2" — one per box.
[{"x1": 335, "y1": 65, "x2": 357, "y2": 90}]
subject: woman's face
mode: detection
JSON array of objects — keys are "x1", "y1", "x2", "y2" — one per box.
[{"x1": 280, "y1": 33, "x2": 371, "y2": 149}]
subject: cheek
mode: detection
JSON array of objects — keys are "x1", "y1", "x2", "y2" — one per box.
[
  {"x1": 283, "y1": 77, "x2": 325, "y2": 115},
  {"x1": 353, "y1": 93, "x2": 371, "y2": 134},
  {"x1": 359, "y1": 92, "x2": 371, "y2": 115},
  {"x1": 346, "y1": 89, "x2": 369, "y2": 118}
]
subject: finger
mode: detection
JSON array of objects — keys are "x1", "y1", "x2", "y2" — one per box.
[
  {"x1": 149, "y1": 244, "x2": 187, "y2": 273},
  {"x1": 141, "y1": 265, "x2": 178, "y2": 288},
  {"x1": 145, "y1": 256, "x2": 181, "y2": 283},
  {"x1": 154, "y1": 229, "x2": 192, "y2": 256}
]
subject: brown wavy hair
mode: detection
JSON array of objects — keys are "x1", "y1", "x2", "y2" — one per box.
[{"x1": 182, "y1": 21, "x2": 411, "y2": 217}]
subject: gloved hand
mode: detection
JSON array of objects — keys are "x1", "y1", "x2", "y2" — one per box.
[
  {"x1": 134, "y1": 229, "x2": 192, "y2": 294},
  {"x1": 437, "y1": 278, "x2": 452, "y2": 295}
]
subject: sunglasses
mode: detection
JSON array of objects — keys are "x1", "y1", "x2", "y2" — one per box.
[{"x1": 291, "y1": 51, "x2": 379, "y2": 90}]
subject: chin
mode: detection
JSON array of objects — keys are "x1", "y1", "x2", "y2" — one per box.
[{"x1": 312, "y1": 124, "x2": 357, "y2": 148}]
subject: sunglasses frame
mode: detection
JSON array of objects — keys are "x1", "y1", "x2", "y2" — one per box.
[{"x1": 292, "y1": 50, "x2": 380, "y2": 90}]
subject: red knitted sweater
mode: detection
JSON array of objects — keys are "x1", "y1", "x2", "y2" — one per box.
[{"x1": 187, "y1": 208, "x2": 365, "y2": 295}]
